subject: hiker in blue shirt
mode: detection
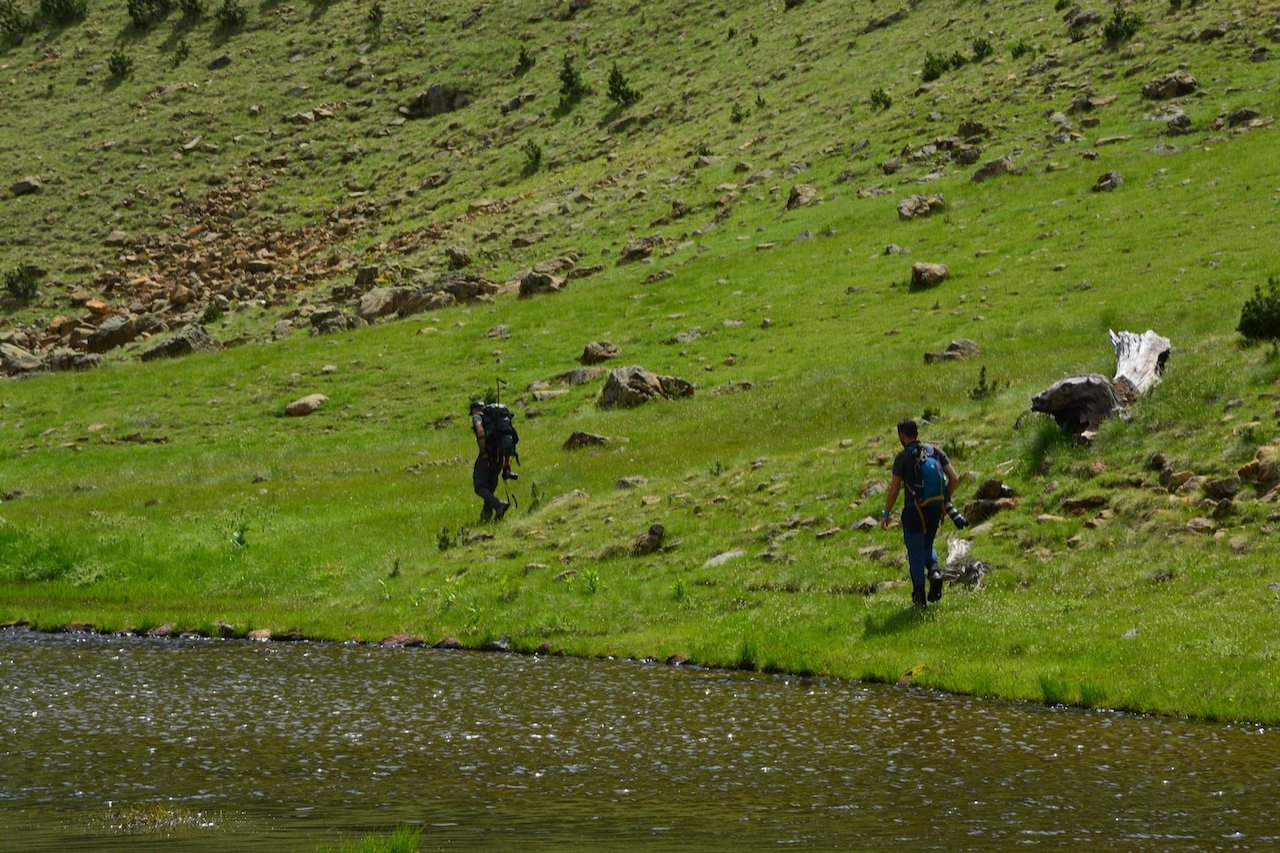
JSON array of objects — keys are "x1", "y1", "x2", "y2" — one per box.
[{"x1": 880, "y1": 418, "x2": 962, "y2": 608}]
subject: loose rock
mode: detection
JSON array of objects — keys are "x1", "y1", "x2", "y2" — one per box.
[{"x1": 285, "y1": 394, "x2": 328, "y2": 417}]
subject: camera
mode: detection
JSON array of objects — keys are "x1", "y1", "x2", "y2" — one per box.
[{"x1": 945, "y1": 501, "x2": 968, "y2": 529}]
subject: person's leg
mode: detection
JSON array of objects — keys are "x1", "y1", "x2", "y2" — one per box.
[
  {"x1": 902, "y1": 527, "x2": 929, "y2": 607},
  {"x1": 925, "y1": 517, "x2": 943, "y2": 602},
  {"x1": 487, "y1": 464, "x2": 509, "y2": 520},
  {"x1": 473, "y1": 457, "x2": 502, "y2": 521}
]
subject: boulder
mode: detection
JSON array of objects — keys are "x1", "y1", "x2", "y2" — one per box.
[
  {"x1": 910, "y1": 262, "x2": 949, "y2": 291},
  {"x1": 631, "y1": 523, "x2": 666, "y2": 556},
  {"x1": 1203, "y1": 476, "x2": 1242, "y2": 501},
  {"x1": 598, "y1": 366, "x2": 694, "y2": 409},
  {"x1": 310, "y1": 308, "x2": 351, "y2": 336},
  {"x1": 10, "y1": 176, "x2": 42, "y2": 197},
  {"x1": 1238, "y1": 446, "x2": 1280, "y2": 492},
  {"x1": 86, "y1": 315, "x2": 142, "y2": 353},
  {"x1": 618, "y1": 235, "x2": 664, "y2": 264},
  {"x1": 897, "y1": 193, "x2": 945, "y2": 220},
  {"x1": 356, "y1": 287, "x2": 407, "y2": 321},
  {"x1": 580, "y1": 341, "x2": 620, "y2": 364},
  {"x1": 446, "y1": 246, "x2": 472, "y2": 269},
  {"x1": 1142, "y1": 70, "x2": 1198, "y2": 100},
  {"x1": 971, "y1": 155, "x2": 1017, "y2": 183},
  {"x1": 140, "y1": 324, "x2": 219, "y2": 362},
  {"x1": 401, "y1": 83, "x2": 470, "y2": 118},
  {"x1": 924, "y1": 339, "x2": 980, "y2": 363},
  {"x1": 518, "y1": 270, "x2": 564, "y2": 298},
  {"x1": 1227, "y1": 108, "x2": 1261, "y2": 128},
  {"x1": 0, "y1": 342, "x2": 43, "y2": 375},
  {"x1": 285, "y1": 394, "x2": 328, "y2": 417},
  {"x1": 1092, "y1": 171, "x2": 1124, "y2": 192},
  {"x1": 564, "y1": 431, "x2": 609, "y2": 450},
  {"x1": 785, "y1": 184, "x2": 820, "y2": 210}
]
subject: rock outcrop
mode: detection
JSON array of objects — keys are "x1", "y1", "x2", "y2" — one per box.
[{"x1": 597, "y1": 366, "x2": 694, "y2": 409}]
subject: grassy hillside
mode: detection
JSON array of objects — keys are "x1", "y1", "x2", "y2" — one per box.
[{"x1": 3, "y1": 0, "x2": 1280, "y2": 721}]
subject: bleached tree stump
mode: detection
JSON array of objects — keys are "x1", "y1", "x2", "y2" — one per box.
[
  {"x1": 1110, "y1": 329, "x2": 1171, "y2": 404},
  {"x1": 1031, "y1": 330, "x2": 1171, "y2": 436}
]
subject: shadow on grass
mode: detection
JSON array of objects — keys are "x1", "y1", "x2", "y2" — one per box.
[
  {"x1": 308, "y1": 0, "x2": 336, "y2": 22},
  {"x1": 861, "y1": 604, "x2": 933, "y2": 638}
]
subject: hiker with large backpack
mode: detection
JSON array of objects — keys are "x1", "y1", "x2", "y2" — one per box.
[
  {"x1": 880, "y1": 418, "x2": 962, "y2": 609},
  {"x1": 469, "y1": 399, "x2": 519, "y2": 523}
]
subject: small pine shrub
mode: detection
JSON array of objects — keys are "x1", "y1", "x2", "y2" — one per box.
[
  {"x1": 729, "y1": 102, "x2": 746, "y2": 123},
  {"x1": 108, "y1": 48, "x2": 133, "y2": 79},
  {"x1": 606, "y1": 63, "x2": 640, "y2": 107},
  {"x1": 521, "y1": 138, "x2": 541, "y2": 174},
  {"x1": 749, "y1": 33, "x2": 758, "y2": 48},
  {"x1": 1055, "y1": 0, "x2": 1070, "y2": 9},
  {"x1": 178, "y1": 0, "x2": 203, "y2": 20},
  {"x1": 39, "y1": 0, "x2": 86, "y2": 26},
  {"x1": 1010, "y1": 39, "x2": 1034, "y2": 60},
  {"x1": 3, "y1": 266, "x2": 38, "y2": 301},
  {"x1": 214, "y1": 0, "x2": 245, "y2": 30},
  {"x1": 515, "y1": 44, "x2": 534, "y2": 75},
  {"x1": 1068, "y1": 26, "x2": 1087, "y2": 43},
  {"x1": 366, "y1": 1, "x2": 382, "y2": 28},
  {"x1": 971, "y1": 36, "x2": 993, "y2": 61},
  {"x1": 557, "y1": 55, "x2": 586, "y2": 110},
  {"x1": 127, "y1": 0, "x2": 173, "y2": 29},
  {"x1": 869, "y1": 87, "x2": 892, "y2": 111},
  {"x1": 1, "y1": 0, "x2": 33, "y2": 45},
  {"x1": 921, "y1": 50, "x2": 950, "y2": 82},
  {"x1": 949, "y1": 50, "x2": 968, "y2": 70},
  {"x1": 1238, "y1": 277, "x2": 1280, "y2": 346},
  {"x1": 968, "y1": 365, "x2": 1006, "y2": 401},
  {"x1": 1102, "y1": 4, "x2": 1142, "y2": 46}
]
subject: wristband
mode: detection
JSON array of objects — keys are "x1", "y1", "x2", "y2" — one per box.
[{"x1": 880, "y1": 509, "x2": 890, "y2": 519}]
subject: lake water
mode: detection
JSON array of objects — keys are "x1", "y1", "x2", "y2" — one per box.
[{"x1": 1, "y1": 628, "x2": 1276, "y2": 850}]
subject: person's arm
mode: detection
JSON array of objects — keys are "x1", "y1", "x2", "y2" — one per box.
[
  {"x1": 881, "y1": 475, "x2": 902, "y2": 529},
  {"x1": 943, "y1": 462, "x2": 960, "y2": 499},
  {"x1": 473, "y1": 418, "x2": 487, "y2": 454}
]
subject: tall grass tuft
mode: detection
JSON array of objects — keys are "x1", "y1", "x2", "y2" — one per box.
[{"x1": 315, "y1": 826, "x2": 422, "y2": 853}]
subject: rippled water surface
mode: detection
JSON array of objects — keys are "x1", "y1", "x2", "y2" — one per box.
[{"x1": 1, "y1": 629, "x2": 1277, "y2": 851}]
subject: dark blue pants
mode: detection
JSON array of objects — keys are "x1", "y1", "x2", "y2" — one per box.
[
  {"x1": 902, "y1": 511, "x2": 941, "y2": 603},
  {"x1": 472, "y1": 455, "x2": 503, "y2": 521}
]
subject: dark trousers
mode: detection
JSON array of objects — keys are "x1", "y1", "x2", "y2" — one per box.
[
  {"x1": 472, "y1": 455, "x2": 503, "y2": 521},
  {"x1": 902, "y1": 509, "x2": 942, "y2": 603}
]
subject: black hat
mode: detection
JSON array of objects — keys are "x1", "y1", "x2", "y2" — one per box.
[{"x1": 469, "y1": 400, "x2": 484, "y2": 411}]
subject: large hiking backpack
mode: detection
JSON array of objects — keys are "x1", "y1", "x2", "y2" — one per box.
[
  {"x1": 909, "y1": 443, "x2": 946, "y2": 510},
  {"x1": 481, "y1": 403, "x2": 519, "y2": 465}
]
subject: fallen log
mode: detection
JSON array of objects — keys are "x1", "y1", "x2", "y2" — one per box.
[{"x1": 1031, "y1": 329, "x2": 1170, "y2": 436}]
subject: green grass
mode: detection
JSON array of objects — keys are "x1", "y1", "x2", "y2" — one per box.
[
  {"x1": 315, "y1": 827, "x2": 421, "y2": 853},
  {"x1": 3, "y1": 0, "x2": 1280, "y2": 722}
]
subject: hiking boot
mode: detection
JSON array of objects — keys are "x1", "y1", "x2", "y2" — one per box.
[
  {"x1": 928, "y1": 575, "x2": 943, "y2": 603},
  {"x1": 495, "y1": 501, "x2": 510, "y2": 521},
  {"x1": 502, "y1": 470, "x2": 519, "y2": 481},
  {"x1": 912, "y1": 586, "x2": 927, "y2": 609}
]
